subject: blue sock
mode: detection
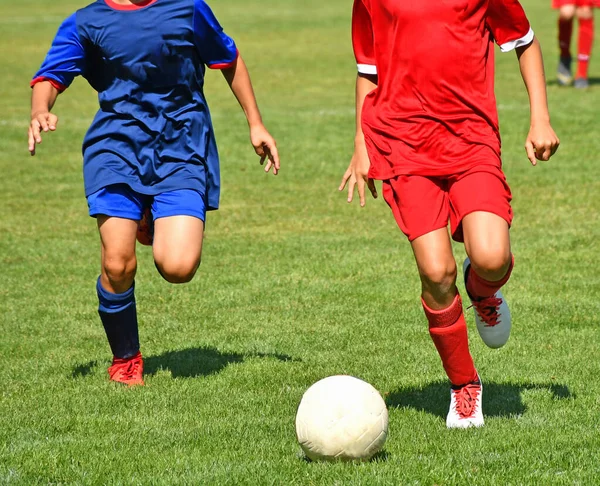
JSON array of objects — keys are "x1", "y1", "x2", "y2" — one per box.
[{"x1": 96, "y1": 277, "x2": 140, "y2": 359}]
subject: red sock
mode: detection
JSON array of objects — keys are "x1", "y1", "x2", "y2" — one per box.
[
  {"x1": 423, "y1": 294, "x2": 478, "y2": 386},
  {"x1": 467, "y1": 254, "x2": 514, "y2": 300},
  {"x1": 558, "y1": 17, "x2": 574, "y2": 58},
  {"x1": 576, "y1": 17, "x2": 594, "y2": 79}
]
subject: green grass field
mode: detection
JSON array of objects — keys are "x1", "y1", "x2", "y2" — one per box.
[{"x1": 1, "y1": 0, "x2": 600, "y2": 483}]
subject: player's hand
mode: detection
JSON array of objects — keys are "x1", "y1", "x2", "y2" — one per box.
[
  {"x1": 525, "y1": 123, "x2": 559, "y2": 166},
  {"x1": 28, "y1": 111, "x2": 58, "y2": 156},
  {"x1": 250, "y1": 124, "x2": 280, "y2": 175},
  {"x1": 339, "y1": 143, "x2": 377, "y2": 207}
]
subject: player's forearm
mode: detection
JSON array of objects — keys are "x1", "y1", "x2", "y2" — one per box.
[
  {"x1": 222, "y1": 55, "x2": 263, "y2": 128},
  {"x1": 354, "y1": 73, "x2": 377, "y2": 147},
  {"x1": 516, "y1": 37, "x2": 551, "y2": 125},
  {"x1": 31, "y1": 81, "x2": 59, "y2": 117}
]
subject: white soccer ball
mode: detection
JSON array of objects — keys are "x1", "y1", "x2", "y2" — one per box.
[{"x1": 295, "y1": 375, "x2": 389, "y2": 462}]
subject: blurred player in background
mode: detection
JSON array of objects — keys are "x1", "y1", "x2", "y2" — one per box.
[
  {"x1": 29, "y1": 0, "x2": 279, "y2": 386},
  {"x1": 554, "y1": 0, "x2": 597, "y2": 88},
  {"x1": 341, "y1": 0, "x2": 559, "y2": 428}
]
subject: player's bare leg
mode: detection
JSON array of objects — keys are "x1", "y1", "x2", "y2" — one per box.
[
  {"x1": 153, "y1": 215, "x2": 204, "y2": 284},
  {"x1": 557, "y1": 5, "x2": 576, "y2": 86},
  {"x1": 411, "y1": 228, "x2": 483, "y2": 428},
  {"x1": 97, "y1": 216, "x2": 144, "y2": 385},
  {"x1": 462, "y1": 211, "x2": 513, "y2": 349}
]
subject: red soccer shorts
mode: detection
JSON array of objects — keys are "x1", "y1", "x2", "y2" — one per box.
[
  {"x1": 382, "y1": 165, "x2": 513, "y2": 243},
  {"x1": 552, "y1": 0, "x2": 598, "y2": 8}
]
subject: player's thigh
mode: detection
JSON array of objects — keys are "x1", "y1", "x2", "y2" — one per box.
[
  {"x1": 151, "y1": 189, "x2": 206, "y2": 277},
  {"x1": 153, "y1": 216, "x2": 204, "y2": 275},
  {"x1": 97, "y1": 215, "x2": 139, "y2": 291},
  {"x1": 450, "y1": 168, "x2": 512, "y2": 274},
  {"x1": 97, "y1": 215, "x2": 139, "y2": 261},
  {"x1": 382, "y1": 175, "x2": 449, "y2": 243},
  {"x1": 411, "y1": 227, "x2": 457, "y2": 287},
  {"x1": 89, "y1": 185, "x2": 143, "y2": 287}
]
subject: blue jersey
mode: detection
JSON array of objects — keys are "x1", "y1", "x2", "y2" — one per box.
[{"x1": 32, "y1": 0, "x2": 239, "y2": 210}]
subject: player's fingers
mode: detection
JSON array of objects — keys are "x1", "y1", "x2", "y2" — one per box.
[
  {"x1": 525, "y1": 140, "x2": 536, "y2": 166},
  {"x1": 28, "y1": 127, "x2": 36, "y2": 155},
  {"x1": 264, "y1": 159, "x2": 273, "y2": 173},
  {"x1": 367, "y1": 178, "x2": 378, "y2": 199},
  {"x1": 266, "y1": 142, "x2": 280, "y2": 171},
  {"x1": 347, "y1": 175, "x2": 356, "y2": 203},
  {"x1": 48, "y1": 114, "x2": 58, "y2": 131},
  {"x1": 357, "y1": 176, "x2": 366, "y2": 207},
  {"x1": 267, "y1": 151, "x2": 279, "y2": 175},
  {"x1": 541, "y1": 146, "x2": 552, "y2": 161},
  {"x1": 37, "y1": 114, "x2": 49, "y2": 133},
  {"x1": 31, "y1": 120, "x2": 42, "y2": 144},
  {"x1": 255, "y1": 143, "x2": 265, "y2": 159},
  {"x1": 339, "y1": 167, "x2": 352, "y2": 191}
]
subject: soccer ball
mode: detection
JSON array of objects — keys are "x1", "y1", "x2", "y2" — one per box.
[{"x1": 295, "y1": 375, "x2": 389, "y2": 462}]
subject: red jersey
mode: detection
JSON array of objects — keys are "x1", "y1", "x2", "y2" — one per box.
[{"x1": 352, "y1": 0, "x2": 533, "y2": 179}]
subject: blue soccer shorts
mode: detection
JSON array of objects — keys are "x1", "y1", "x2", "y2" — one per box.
[{"x1": 87, "y1": 184, "x2": 207, "y2": 222}]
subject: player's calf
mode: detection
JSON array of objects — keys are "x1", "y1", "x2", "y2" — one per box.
[{"x1": 463, "y1": 257, "x2": 513, "y2": 349}]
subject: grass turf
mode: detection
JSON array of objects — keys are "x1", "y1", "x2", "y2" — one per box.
[{"x1": 1, "y1": 0, "x2": 599, "y2": 483}]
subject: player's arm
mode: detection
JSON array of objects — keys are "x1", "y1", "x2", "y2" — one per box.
[
  {"x1": 222, "y1": 57, "x2": 279, "y2": 175},
  {"x1": 340, "y1": 0, "x2": 378, "y2": 206},
  {"x1": 193, "y1": 0, "x2": 279, "y2": 174},
  {"x1": 339, "y1": 73, "x2": 378, "y2": 206},
  {"x1": 516, "y1": 38, "x2": 560, "y2": 165},
  {"x1": 29, "y1": 82, "x2": 60, "y2": 156},
  {"x1": 28, "y1": 13, "x2": 86, "y2": 156}
]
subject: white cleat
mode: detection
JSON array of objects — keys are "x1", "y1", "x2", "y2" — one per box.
[
  {"x1": 446, "y1": 377, "x2": 484, "y2": 429},
  {"x1": 463, "y1": 258, "x2": 512, "y2": 349}
]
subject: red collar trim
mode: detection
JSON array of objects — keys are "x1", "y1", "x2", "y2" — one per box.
[{"x1": 104, "y1": 0, "x2": 157, "y2": 11}]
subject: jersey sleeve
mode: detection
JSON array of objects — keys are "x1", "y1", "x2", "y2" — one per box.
[
  {"x1": 352, "y1": 0, "x2": 377, "y2": 75},
  {"x1": 30, "y1": 14, "x2": 86, "y2": 92},
  {"x1": 193, "y1": 0, "x2": 239, "y2": 69},
  {"x1": 486, "y1": 0, "x2": 534, "y2": 53}
]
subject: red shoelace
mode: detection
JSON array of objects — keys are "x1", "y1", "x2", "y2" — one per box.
[
  {"x1": 471, "y1": 296, "x2": 503, "y2": 327},
  {"x1": 453, "y1": 383, "x2": 481, "y2": 419}
]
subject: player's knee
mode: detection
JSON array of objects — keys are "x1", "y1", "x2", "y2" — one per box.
[
  {"x1": 576, "y1": 6, "x2": 593, "y2": 20},
  {"x1": 419, "y1": 259, "x2": 457, "y2": 294},
  {"x1": 103, "y1": 255, "x2": 137, "y2": 287},
  {"x1": 469, "y1": 247, "x2": 511, "y2": 280},
  {"x1": 156, "y1": 257, "x2": 200, "y2": 284},
  {"x1": 560, "y1": 5, "x2": 576, "y2": 19}
]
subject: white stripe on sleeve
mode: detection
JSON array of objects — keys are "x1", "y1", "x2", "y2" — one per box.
[
  {"x1": 357, "y1": 64, "x2": 377, "y2": 75},
  {"x1": 499, "y1": 28, "x2": 534, "y2": 53}
]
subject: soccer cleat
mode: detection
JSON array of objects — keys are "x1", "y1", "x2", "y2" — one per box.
[
  {"x1": 108, "y1": 351, "x2": 144, "y2": 386},
  {"x1": 446, "y1": 376, "x2": 484, "y2": 428},
  {"x1": 557, "y1": 56, "x2": 573, "y2": 86},
  {"x1": 463, "y1": 258, "x2": 512, "y2": 349},
  {"x1": 573, "y1": 77, "x2": 589, "y2": 90},
  {"x1": 136, "y1": 207, "x2": 154, "y2": 246}
]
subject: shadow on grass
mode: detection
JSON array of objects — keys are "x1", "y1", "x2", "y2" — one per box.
[
  {"x1": 385, "y1": 381, "x2": 573, "y2": 418},
  {"x1": 299, "y1": 449, "x2": 390, "y2": 464},
  {"x1": 71, "y1": 346, "x2": 298, "y2": 379}
]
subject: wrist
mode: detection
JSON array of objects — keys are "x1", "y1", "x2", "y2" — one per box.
[
  {"x1": 530, "y1": 115, "x2": 551, "y2": 127},
  {"x1": 247, "y1": 115, "x2": 263, "y2": 129},
  {"x1": 354, "y1": 135, "x2": 366, "y2": 148}
]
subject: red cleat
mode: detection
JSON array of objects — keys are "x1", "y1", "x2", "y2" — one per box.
[
  {"x1": 136, "y1": 208, "x2": 154, "y2": 246},
  {"x1": 108, "y1": 351, "x2": 144, "y2": 386}
]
